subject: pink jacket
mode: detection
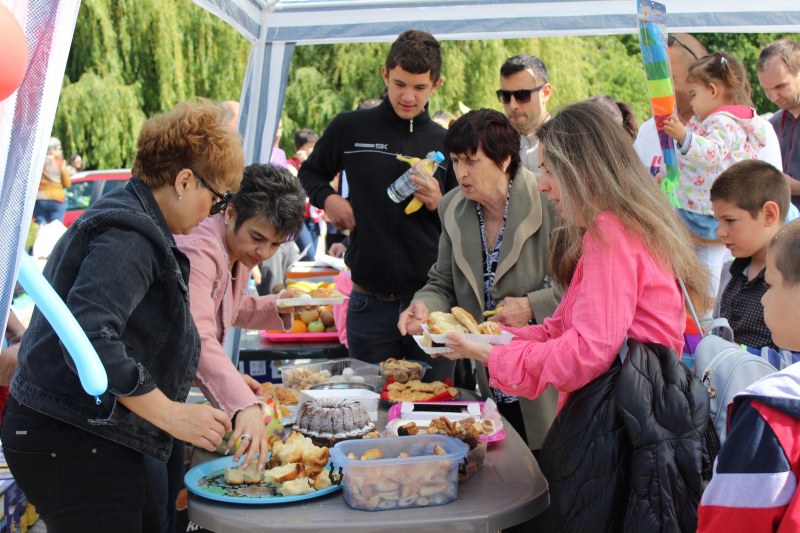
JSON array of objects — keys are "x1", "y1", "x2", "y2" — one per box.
[
  {"x1": 487, "y1": 213, "x2": 685, "y2": 411},
  {"x1": 175, "y1": 215, "x2": 290, "y2": 417}
]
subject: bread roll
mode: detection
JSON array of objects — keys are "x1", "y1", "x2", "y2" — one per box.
[
  {"x1": 427, "y1": 312, "x2": 468, "y2": 334},
  {"x1": 309, "y1": 287, "x2": 343, "y2": 299},
  {"x1": 451, "y1": 306, "x2": 479, "y2": 334},
  {"x1": 477, "y1": 321, "x2": 502, "y2": 336}
]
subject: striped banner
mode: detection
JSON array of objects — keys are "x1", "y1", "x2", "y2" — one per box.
[{"x1": 637, "y1": 0, "x2": 679, "y2": 207}]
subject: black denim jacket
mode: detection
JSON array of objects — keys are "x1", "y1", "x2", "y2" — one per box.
[{"x1": 12, "y1": 177, "x2": 200, "y2": 461}]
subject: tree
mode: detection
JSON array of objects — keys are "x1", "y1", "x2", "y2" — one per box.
[
  {"x1": 53, "y1": 73, "x2": 146, "y2": 169},
  {"x1": 55, "y1": 0, "x2": 250, "y2": 168},
  {"x1": 55, "y1": 3, "x2": 800, "y2": 167},
  {"x1": 281, "y1": 36, "x2": 651, "y2": 152}
]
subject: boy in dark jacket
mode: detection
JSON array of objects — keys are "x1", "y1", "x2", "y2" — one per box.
[
  {"x1": 698, "y1": 220, "x2": 800, "y2": 532},
  {"x1": 299, "y1": 30, "x2": 458, "y2": 380}
]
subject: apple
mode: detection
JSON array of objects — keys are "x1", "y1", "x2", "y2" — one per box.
[
  {"x1": 320, "y1": 309, "x2": 335, "y2": 327},
  {"x1": 307, "y1": 318, "x2": 325, "y2": 333},
  {"x1": 298, "y1": 308, "x2": 320, "y2": 324},
  {"x1": 325, "y1": 326, "x2": 338, "y2": 332}
]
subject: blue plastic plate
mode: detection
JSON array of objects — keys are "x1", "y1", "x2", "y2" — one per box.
[{"x1": 184, "y1": 455, "x2": 341, "y2": 504}]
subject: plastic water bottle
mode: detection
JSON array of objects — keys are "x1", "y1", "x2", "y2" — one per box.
[
  {"x1": 387, "y1": 151, "x2": 445, "y2": 203},
  {"x1": 245, "y1": 279, "x2": 259, "y2": 336}
]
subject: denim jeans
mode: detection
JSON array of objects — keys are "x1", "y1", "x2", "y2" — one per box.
[
  {"x1": 1, "y1": 397, "x2": 159, "y2": 533},
  {"x1": 32, "y1": 199, "x2": 66, "y2": 224},
  {"x1": 294, "y1": 218, "x2": 320, "y2": 261},
  {"x1": 143, "y1": 441, "x2": 185, "y2": 533},
  {"x1": 347, "y1": 289, "x2": 455, "y2": 382}
]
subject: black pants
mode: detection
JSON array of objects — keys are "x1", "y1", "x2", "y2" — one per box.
[
  {"x1": 1, "y1": 397, "x2": 160, "y2": 533},
  {"x1": 496, "y1": 399, "x2": 528, "y2": 446}
]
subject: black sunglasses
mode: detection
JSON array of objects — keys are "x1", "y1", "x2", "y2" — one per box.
[
  {"x1": 193, "y1": 170, "x2": 231, "y2": 216},
  {"x1": 496, "y1": 84, "x2": 546, "y2": 104},
  {"x1": 667, "y1": 35, "x2": 698, "y2": 60}
]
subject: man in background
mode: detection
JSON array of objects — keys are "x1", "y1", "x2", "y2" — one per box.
[
  {"x1": 758, "y1": 39, "x2": 800, "y2": 209},
  {"x1": 498, "y1": 54, "x2": 552, "y2": 175}
]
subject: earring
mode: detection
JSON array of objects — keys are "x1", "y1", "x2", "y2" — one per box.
[{"x1": 176, "y1": 194, "x2": 182, "y2": 200}]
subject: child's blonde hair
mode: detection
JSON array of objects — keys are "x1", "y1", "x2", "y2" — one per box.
[{"x1": 686, "y1": 52, "x2": 753, "y2": 107}]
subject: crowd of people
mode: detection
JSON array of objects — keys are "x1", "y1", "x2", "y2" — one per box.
[{"x1": 5, "y1": 28, "x2": 800, "y2": 532}]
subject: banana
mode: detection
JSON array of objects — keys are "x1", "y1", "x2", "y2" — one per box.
[
  {"x1": 405, "y1": 198, "x2": 424, "y2": 214},
  {"x1": 396, "y1": 155, "x2": 429, "y2": 216},
  {"x1": 396, "y1": 155, "x2": 421, "y2": 166},
  {"x1": 482, "y1": 305, "x2": 504, "y2": 317},
  {"x1": 287, "y1": 281, "x2": 316, "y2": 292}
]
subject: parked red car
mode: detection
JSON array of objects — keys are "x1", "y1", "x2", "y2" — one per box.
[{"x1": 63, "y1": 169, "x2": 131, "y2": 227}]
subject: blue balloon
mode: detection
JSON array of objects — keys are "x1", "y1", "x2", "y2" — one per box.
[{"x1": 16, "y1": 253, "x2": 108, "y2": 399}]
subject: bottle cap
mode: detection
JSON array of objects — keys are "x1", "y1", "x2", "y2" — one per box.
[{"x1": 433, "y1": 151, "x2": 445, "y2": 163}]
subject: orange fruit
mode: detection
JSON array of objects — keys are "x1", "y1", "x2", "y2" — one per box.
[{"x1": 290, "y1": 319, "x2": 308, "y2": 334}]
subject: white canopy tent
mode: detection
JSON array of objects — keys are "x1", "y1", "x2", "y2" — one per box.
[
  {"x1": 1, "y1": 0, "x2": 800, "y2": 345},
  {"x1": 190, "y1": 0, "x2": 800, "y2": 164}
]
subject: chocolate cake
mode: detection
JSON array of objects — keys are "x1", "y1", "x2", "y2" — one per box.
[{"x1": 294, "y1": 399, "x2": 376, "y2": 447}]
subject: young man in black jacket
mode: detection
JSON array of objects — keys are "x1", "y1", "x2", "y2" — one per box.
[{"x1": 299, "y1": 30, "x2": 458, "y2": 380}]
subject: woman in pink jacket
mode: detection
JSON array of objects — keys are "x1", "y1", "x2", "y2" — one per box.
[
  {"x1": 175, "y1": 164, "x2": 306, "y2": 469},
  {"x1": 439, "y1": 101, "x2": 710, "y2": 416}
]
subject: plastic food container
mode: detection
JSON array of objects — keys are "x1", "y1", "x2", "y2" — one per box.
[
  {"x1": 280, "y1": 358, "x2": 383, "y2": 391},
  {"x1": 330, "y1": 435, "x2": 468, "y2": 511},
  {"x1": 378, "y1": 359, "x2": 431, "y2": 383},
  {"x1": 299, "y1": 388, "x2": 381, "y2": 421}
]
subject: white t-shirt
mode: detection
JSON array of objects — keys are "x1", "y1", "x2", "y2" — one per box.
[{"x1": 633, "y1": 118, "x2": 663, "y2": 176}]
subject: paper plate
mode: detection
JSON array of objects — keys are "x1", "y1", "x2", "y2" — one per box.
[{"x1": 385, "y1": 401, "x2": 505, "y2": 444}]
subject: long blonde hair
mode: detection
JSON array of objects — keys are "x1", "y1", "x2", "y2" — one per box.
[{"x1": 537, "y1": 102, "x2": 711, "y2": 313}]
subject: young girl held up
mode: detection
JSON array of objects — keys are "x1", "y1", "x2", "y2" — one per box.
[{"x1": 664, "y1": 51, "x2": 782, "y2": 300}]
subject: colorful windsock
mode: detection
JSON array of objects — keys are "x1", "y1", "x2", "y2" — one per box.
[{"x1": 637, "y1": 0, "x2": 679, "y2": 208}]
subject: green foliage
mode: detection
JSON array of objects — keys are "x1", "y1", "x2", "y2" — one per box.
[
  {"x1": 56, "y1": 0, "x2": 250, "y2": 168},
  {"x1": 53, "y1": 73, "x2": 146, "y2": 169},
  {"x1": 57, "y1": 3, "x2": 800, "y2": 166},
  {"x1": 282, "y1": 35, "x2": 652, "y2": 149}
]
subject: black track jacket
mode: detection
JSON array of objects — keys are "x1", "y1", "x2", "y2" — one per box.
[{"x1": 300, "y1": 98, "x2": 458, "y2": 298}]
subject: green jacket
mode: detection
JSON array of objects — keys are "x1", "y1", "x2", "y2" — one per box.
[
  {"x1": 413, "y1": 166, "x2": 561, "y2": 448},
  {"x1": 414, "y1": 166, "x2": 559, "y2": 322}
]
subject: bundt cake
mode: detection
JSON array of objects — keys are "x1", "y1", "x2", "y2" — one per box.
[{"x1": 294, "y1": 399, "x2": 376, "y2": 447}]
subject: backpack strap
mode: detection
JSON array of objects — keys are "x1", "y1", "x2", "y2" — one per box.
[
  {"x1": 678, "y1": 278, "x2": 734, "y2": 341},
  {"x1": 679, "y1": 277, "x2": 704, "y2": 335},
  {"x1": 704, "y1": 318, "x2": 734, "y2": 342}
]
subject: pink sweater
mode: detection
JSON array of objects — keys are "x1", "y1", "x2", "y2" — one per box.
[
  {"x1": 488, "y1": 213, "x2": 685, "y2": 411},
  {"x1": 175, "y1": 215, "x2": 290, "y2": 417}
]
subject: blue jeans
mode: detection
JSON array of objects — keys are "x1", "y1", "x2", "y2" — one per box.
[
  {"x1": 1, "y1": 397, "x2": 160, "y2": 533},
  {"x1": 347, "y1": 289, "x2": 455, "y2": 382},
  {"x1": 294, "y1": 218, "x2": 320, "y2": 261},
  {"x1": 32, "y1": 199, "x2": 66, "y2": 224},
  {"x1": 144, "y1": 441, "x2": 185, "y2": 533}
]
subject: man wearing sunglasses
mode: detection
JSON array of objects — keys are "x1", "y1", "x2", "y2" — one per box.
[
  {"x1": 633, "y1": 33, "x2": 707, "y2": 176},
  {"x1": 498, "y1": 55, "x2": 553, "y2": 175}
]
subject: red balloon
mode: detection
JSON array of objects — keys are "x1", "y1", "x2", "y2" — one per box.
[{"x1": 0, "y1": 4, "x2": 28, "y2": 102}]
